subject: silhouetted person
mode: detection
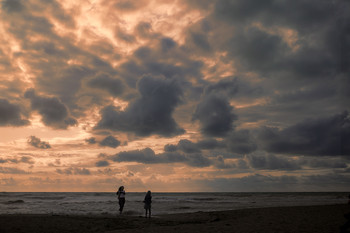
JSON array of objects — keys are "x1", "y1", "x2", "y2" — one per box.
[
  {"x1": 143, "y1": 190, "x2": 152, "y2": 218},
  {"x1": 340, "y1": 194, "x2": 350, "y2": 233},
  {"x1": 116, "y1": 186, "x2": 125, "y2": 214}
]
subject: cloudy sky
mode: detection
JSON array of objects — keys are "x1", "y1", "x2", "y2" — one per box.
[{"x1": 0, "y1": 0, "x2": 349, "y2": 192}]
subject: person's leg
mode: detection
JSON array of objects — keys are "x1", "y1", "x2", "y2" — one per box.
[
  {"x1": 149, "y1": 208, "x2": 151, "y2": 218},
  {"x1": 145, "y1": 209, "x2": 148, "y2": 217},
  {"x1": 119, "y1": 199, "x2": 125, "y2": 213}
]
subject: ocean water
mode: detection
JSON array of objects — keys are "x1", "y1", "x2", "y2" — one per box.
[{"x1": 0, "y1": 192, "x2": 348, "y2": 216}]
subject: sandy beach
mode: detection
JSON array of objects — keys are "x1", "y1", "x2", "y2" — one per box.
[{"x1": 0, "y1": 204, "x2": 348, "y2": 233}]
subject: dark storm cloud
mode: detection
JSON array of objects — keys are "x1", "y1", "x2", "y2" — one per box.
[
  {"x1": 27, "y1": 136, "x2": 51, "y2": 149},
  {"x1": 176, "y1": 139, "x2": 201, "y2": 153},
  {"x1": 247, "y1": 152, "x2": 301, "y2": 171},
  {"x1": 1, "y1": 0, "x2": 75, "y2": 27},
  {"x1": 258, "y1": 112, "x2": 350, "y2": 156},
  {"x1": 226, "y1": 27, "x2": 288, "y2": 73},
  {"x1": 0, "y1": 167, "x2": 29, "y2": 174},
  {"x1": 163, "y1": 135, "x2": 256, "y2": 159},
  {"x1": 193, "y1": 93, "x2": 237, "y2": 137},
  {"x1": 196, "y1": 138, "x2": 225, "y2": 150},
  {"x1": 189, "y1": 31, "x2": 212, "y2": 53},
  {"x1": 56, "y1": 167, "x2": 91, "y2": 175},
  {"x1": 214, "y1": 156, "x2": 236, "y2": 169},
  {"x1": 109, "y1": 147, "x2": 212, "y2": 167},
  {"x1": 214, "y1": 0, "x2": 271, "y2": 23},
  {"x1": 185, "y1": 153, "x2": 212, "y2": 167},
  {"x1": 0, "y1": 99, "x2": 29, "y2": 126},
  {"x1": 87, "y1": 74, "x2": 125, "y2": 97},
  {"x1": 38, "y1": 65, "x2": 95, "y2": 116},
  {"x1": 118, "y1": 37, "x2": 204, "y2": 88},
  {"x1": 110, "y1": 148, "x2": 161, "y2": 164},
  {"x1": 1, "y1": 0, "x2": 23, "y2": 12},
  {"x1": 160, "y1": 37, "x2": 177, "y2": 53},
  {"x1": 110, "y1": 0, "x2": 149, "y2": 11},
  {"x1": 96, "y1": 75, "x2": 185, "y2": 137},
  {"x1": 0, "y1": 156, "x2": 34, "y2": 165},
  {"x1": 18, "y1": 156, "x2": 34, "y2": 164},
  {"x1": 85, "y1": 137, "x2": 97, "y2": 144},
  {"x1": 116, "y1": 29, "x2": 136, "y2": 43},
  {"x1": 164, "y1": 138, "x2": 225, "y2": 154},
  {"x1": 300, "y1": 157, "x2": 348, "y2": 169},
  {"x1": 160, "y1": 152, "x2": 189, "y2": 163},
  {"x1": 96, "y1": 160, "x2": 110, "y2": 167},
  {"x1": 2, "y1": 0, "x2": 74, "y2": 41},
  {"x1": 164, "y1": 144, "x2": 177, "y2": 152},
  {"x1": 37, "y1": 0, "x2": 76, "y2": 28},
  {"x1": 214, "y1": 156, "x2": 253, "y2": 170},
  {"x1": 225, "y1": 130, "x2": 257, "y2": 154},
  {"x1": 99, "y1": 136, "x2": 121, "y2": 148},
  {"x1": 24, "y1": 89, "x2": 77, "y2": 129},
  {"x1": 202, "y1": 77, "x2": 265, "y2": 122},
  {"x1": 134, "y1": 21, "x2": 153, "y2": 38},
  {"x1": 204, "y1": 77, "x2": 239, "y2": 97},
  {"x1": 272, "y1": 84, "x2": 337, "y2": 105},
  {"x1": 211, "y1": 0, "x2": 350, "y2": 79}
]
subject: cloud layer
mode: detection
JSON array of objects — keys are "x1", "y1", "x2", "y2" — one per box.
[{"x1": 0, "y1": 0, "x2": 349, "y2": 191}]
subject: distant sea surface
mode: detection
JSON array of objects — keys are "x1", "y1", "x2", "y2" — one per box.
[{"x1": 0, "y1": 192, "x2": 348, "y2": 216}]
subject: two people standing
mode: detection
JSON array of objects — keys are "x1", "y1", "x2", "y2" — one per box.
[{"x1": 116, "y1": 186, "x2": 152, "y2": 218}]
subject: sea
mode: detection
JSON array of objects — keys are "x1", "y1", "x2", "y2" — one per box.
[{"x1": 0, "y1": 192, "x2": 348, "y2": 216}]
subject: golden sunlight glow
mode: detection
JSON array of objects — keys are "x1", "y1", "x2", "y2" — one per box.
[
  {"x1": 231, "y1": 97, "x2": 270, "y2": 109},
  {"x1": 113, "y1": 98, "x2": 129, "y2": 111}
]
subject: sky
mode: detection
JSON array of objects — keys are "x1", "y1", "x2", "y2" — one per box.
[{"x1": 0, "y1": 0, "x2": 349, "y2": 192}]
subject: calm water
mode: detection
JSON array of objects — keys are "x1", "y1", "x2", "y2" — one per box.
[{"x1": 0, "y1": 192, "x2": 348, "y2": 216}]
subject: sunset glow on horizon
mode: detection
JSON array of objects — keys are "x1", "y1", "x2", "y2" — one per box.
[{"x1": 0, "y1": 0, "x2": 349, "y2": 192}]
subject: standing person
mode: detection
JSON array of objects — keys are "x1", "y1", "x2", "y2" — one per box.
[
  {"x1": 116, "y1": 186, "x2": 125, "y2": 214},
  {"x1": 143, "y1": 190, "x2": 152, "y2": 218}
]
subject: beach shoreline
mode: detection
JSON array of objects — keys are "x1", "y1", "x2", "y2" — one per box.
[{"x1": 0, "y1": 204, "x2": 348, "y2": 233}]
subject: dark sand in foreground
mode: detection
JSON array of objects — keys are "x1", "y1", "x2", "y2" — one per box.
[{"x1": 0, "y1": 204, "x2": 348, "y2": 233}]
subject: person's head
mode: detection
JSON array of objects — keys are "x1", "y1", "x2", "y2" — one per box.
[
  {"x1": 119, "y1": 186, "x2": 124, "y2": 191},
  {"x1": 146, "y1": 190, "x2": 151, "y2": 196}
]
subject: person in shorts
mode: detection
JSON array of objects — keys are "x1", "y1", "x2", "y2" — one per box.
[{"x1": 116, "y1": 186, "x2": 126, "y2": 214}]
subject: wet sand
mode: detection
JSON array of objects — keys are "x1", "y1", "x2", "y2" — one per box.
[{"x1": 0, "y1": 204, "x2": 348, "y2": 233}]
